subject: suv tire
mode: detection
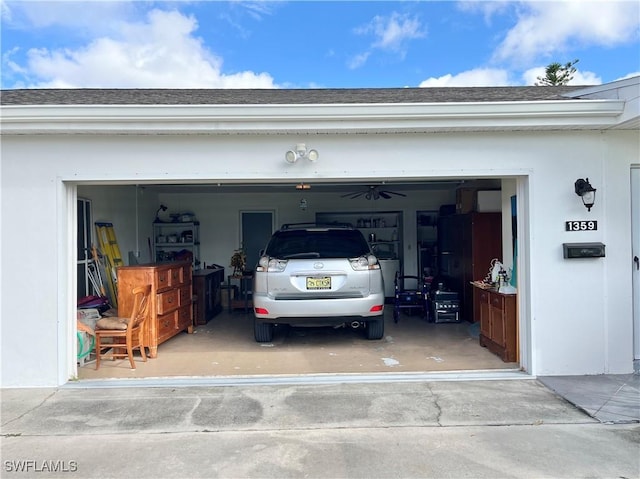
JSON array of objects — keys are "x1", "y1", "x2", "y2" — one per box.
[
  {"x1": 365, "y1": 317, "x2": 384, "y2": 340},
  {"x1": 254, "y1": 319, "x2": 274, "y2": 342}
]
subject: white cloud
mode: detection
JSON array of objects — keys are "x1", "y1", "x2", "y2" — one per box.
[
  {"x1": 350, "y1": 12, "x2": 426, "y2": 68},
  {"x1": 456, "y1": 0, "x2": 512, "y2": 23},
  {"x1": 8, "y1": 8, "x2": 277, "y2": 88},
  {"x1": 559, "y1": 69, "x2": 602, "y2": 85},
  {"x1": 522, "y1": 66, "x2": 602, "y2": 86},
  {"x1": 615, "y1": 71, "x2": 640, "y2": 81},
  {"x1": 367, "y1": 12, "x2": 425, "y2": 52},
  {"x1": 2, "y1": 0, "x2": 135, "y2": 36},
  {"x1": 493, "y1": 1, "x2": 640, "y2": 65},
  {"x1": 419, "y1": 68, "x2": 512, "y2": 87},
  {"x1": 347, "y1": 52, "x2": 371, "y2": 70},
  {"x1": 236, "y1": 0, "x2": 276, "y2": 21}
]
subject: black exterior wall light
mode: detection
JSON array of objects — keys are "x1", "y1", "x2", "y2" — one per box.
[{"x1": 575, "y1": 178, "x2": 596, "y2": 211}]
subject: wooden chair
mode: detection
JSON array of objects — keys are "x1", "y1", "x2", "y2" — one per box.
[{"x1": 94, "y1": 285, "x2": 151, "y2": 370}]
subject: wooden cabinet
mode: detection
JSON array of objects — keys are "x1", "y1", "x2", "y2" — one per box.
[
  {"x1": 193, "y1": 267, "x2": 224, "y2": 325},
  {"x1": 473, "y1": 285, "x2": 517, "y2": 362},
  {"x1": 117, "y1": 261, "x2": 193, "y2": 358},
  {"x1": 438, "y1": 212, "x2": 502, "y2": 323},
  {"x1": 476, "y1": 288, "x2": 491, "y2": 338}
]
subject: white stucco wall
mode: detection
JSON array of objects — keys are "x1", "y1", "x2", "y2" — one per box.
[{"x1": 1, "y1": 126, "x2": 637, "y2": 386}]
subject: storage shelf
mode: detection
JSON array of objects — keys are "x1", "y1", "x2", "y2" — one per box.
[
  {"x1": 153, "y1": 221, "x2": 200, "y2": 226},
  {"x1": 153, "y1": 220, "x2": 200, "y2": 269},
  {"x1": 155, "y1": 242, "x2": 199, "y2": 247},
  {"x1": 316, "y1": 211, "x2": 403, "y2": 265}
]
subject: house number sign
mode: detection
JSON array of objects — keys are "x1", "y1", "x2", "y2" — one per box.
[{"x1": 565, "y1": 220, "x2": 598, "y2": 231}]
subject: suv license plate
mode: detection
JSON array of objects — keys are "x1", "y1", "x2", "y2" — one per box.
[{"x1": 307, "y1": 277, "x2": 331, "y2": 290}]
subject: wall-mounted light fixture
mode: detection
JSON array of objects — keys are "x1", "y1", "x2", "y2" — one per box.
[
  {"x1": 285, "y1": 143, "x2": 319, "y2": 164},
  {"x1": 574, "y1": 178, "x2": 596, "y2": 211},
  {"x1": 295, "y1": 182, "x2": 311, "y2": 190}
]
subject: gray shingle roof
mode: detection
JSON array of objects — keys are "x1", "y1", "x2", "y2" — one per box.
[{"x1": 0, "y1": 86, "x2": 588, "y2": 106}]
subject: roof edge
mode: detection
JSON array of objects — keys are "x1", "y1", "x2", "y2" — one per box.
[{"x1": 0, "y1": 99, "x2": 626, "y2": 135}]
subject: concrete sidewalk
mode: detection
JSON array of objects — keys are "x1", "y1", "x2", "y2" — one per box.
[
  {"x1": 539, "y1": 372, "x2": 639, "y2": 424},
  {"x1": 2, "y1": 377, "x2": 639, "y2": 478}
]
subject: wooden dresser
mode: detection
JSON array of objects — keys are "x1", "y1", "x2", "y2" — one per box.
[
  {"x1": 117, "y1": 261, "x2": 193, "y2": 358},
  {"x1": 473, "y1": 283, "x2": 517, "y2": 362}
]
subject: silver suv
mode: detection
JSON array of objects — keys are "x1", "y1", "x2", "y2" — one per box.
[{"x1": 253, "y1": 223, "x2": 385, "y2": 342}]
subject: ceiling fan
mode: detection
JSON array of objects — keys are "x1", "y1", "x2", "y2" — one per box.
[{"x1": 341, "y1": 185, "x2": 407, "y2": 200}]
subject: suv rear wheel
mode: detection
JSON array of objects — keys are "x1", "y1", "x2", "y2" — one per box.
[
  {"x1": 254, "y1": 319, "x2": 274, "y2": 342},
  {"x1": 366, "y1": 317, "x2": 384, "y2": 340}
]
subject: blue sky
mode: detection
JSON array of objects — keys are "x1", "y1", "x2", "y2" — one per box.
[{"x1": 1, "y1": 1, "x2": 639, "y2": 89}]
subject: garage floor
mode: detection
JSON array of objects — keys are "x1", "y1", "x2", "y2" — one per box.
[{"x1": 77, "y1": 309, "x2": 518, "y2": 381}]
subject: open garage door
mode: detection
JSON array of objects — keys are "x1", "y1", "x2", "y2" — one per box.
[{"x1": 74, "y1": 177, "x2": 523, "y2": 382}]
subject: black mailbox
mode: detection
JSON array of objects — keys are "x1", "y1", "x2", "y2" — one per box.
[{"x1": 563, "y1": 242, "x2": 605, "y2": 259}]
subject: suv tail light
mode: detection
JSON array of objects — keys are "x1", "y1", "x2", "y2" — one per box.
[
  {"x1": 257, "y1": 256, "x2": 288, "y2": 272},
  {"x1": 350, "y1": 254, "x2": 380, "y2": 271}
]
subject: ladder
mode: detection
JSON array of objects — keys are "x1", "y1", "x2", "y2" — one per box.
[{"x1": 95, "y1": 222, "x2": 124, "y2": 307}]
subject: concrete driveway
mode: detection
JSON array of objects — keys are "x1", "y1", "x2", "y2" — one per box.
[{"x1": 2, "y1": 378, "x2": 639, "y2": 478}]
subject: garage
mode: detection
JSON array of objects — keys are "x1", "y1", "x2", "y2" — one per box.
[
  {"x1": 1, "y1": 78, "x2": 638, "y2": 387},
  {"x1": 75, "y1": 178, "x2": 518, "y2": 381}
]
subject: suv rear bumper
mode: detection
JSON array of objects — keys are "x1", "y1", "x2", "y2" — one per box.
[{"x1": 253, "y1": 292, "x2": 385, "y2": 321}]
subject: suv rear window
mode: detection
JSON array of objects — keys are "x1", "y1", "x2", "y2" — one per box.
[{"x1": 265, "y1": 229, "x2": 370, "y2": 259}]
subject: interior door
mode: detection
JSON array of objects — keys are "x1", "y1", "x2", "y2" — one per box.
[
  {"x1": 241, "y1": 211, "x2": 274, "y2": 272},
  {"x1": 632, "y1": 167, "x2": 640, "y2": 362}
]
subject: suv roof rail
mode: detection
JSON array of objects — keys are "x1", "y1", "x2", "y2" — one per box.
[{"x1": 280, "y1": 222, "x2": 354, "y2": 230}]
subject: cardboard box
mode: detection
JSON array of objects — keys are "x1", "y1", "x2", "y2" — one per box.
[{"x1": 477, "y1": 190, "x2": 501, "y2": 212}]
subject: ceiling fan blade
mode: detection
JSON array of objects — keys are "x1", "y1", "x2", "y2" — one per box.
[
  {"x1": 340, "y1": 185, "x2": 404, "y2": 200},
  {"x1": 383, "y1": 190, "x2": 407, "y2": 197},
  {"x1": 345, "y1": 191, "x2": 366, "y2": 199}
]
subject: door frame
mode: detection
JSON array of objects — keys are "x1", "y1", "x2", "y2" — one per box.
[{"x1": 632, "y1": 167, "x2": 640, "y2": 366}]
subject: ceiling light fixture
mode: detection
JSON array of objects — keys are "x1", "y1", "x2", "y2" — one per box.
[{"x1": 285, "y1": 143, "x2": 319, "y2": 164}]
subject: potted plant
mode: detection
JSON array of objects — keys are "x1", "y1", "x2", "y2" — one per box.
[{"x1": 230, "y1": 249, "x2": 247, "y2": 277}]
